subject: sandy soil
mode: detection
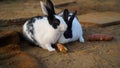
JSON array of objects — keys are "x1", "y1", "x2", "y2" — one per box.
[{"x1": 0, "y1": 0, "x2": 120, "y2": 68}]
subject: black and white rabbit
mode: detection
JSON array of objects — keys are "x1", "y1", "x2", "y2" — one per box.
[
  {"x1": 58, "y1": 9, "x2": 85, "y2": 44},
  {"x1": 23, "y1": 0, "x2": 67, "y2": 51}
]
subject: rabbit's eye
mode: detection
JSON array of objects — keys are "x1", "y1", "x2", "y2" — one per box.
[
  {"x1": 54, "y1": 19, "x2": 60, "y2": 25},
  {"x1": 51, "y1": 19, "x2": 60, "y2": 29}
]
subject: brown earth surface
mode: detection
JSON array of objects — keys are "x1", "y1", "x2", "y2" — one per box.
[
  {"x1": 0, "y1": 0, "x2": 120, "y2": 68},
  {"x1": 0, "y1": 31, "x2": 41, "y2": 68},
  {"x1": 78, "y1": 12, "x2": 120, "y2": 27}
]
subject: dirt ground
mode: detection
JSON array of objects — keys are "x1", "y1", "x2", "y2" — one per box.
[{"x1": 0, "y1": 0, "x2": 120, "y2": 68}]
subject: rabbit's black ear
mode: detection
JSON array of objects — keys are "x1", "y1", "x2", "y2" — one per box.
[
  {"x1": 68, "y1": 11, "x2": 77, "y2": 28},
  {"x1": 63, "y1": 9, "x2": 69, "y2": 23},
  {"x1": 45, "y1": 0, "x2": 55, "y2": 14},
  {"x1": 45, "y1": 5, "x2": 55, "y2": 21}
]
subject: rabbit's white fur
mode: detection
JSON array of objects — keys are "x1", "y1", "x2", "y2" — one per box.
[
  {"x1": 40, "y1": 1, "x2": 48, "y2": 15},
  {"x1": 23, "y1": 1, "x2": 67, "y2": 51},
  {"x1": 23, "y1": 16, "x2": 67, "y2": 51},
  {"x1": 58, "y1": 12, "x2": 84, "y2": 44}
]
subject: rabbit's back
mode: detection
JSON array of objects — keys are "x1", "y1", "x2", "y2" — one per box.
[{"x1": 72, "y1": 17, "x2": 82, "y2": 39}]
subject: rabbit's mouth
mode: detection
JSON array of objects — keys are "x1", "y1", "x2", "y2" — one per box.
[
  {"x1": 59, "y1": 24, "x2": 67, "y2": 32},
  {"x1": 60, "y1": 28, "x2": 67, "y2": 32}
]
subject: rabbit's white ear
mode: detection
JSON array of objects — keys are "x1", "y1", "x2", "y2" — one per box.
[{"x1": 40, "y1": 1, "x2": 48, "y2": 15}]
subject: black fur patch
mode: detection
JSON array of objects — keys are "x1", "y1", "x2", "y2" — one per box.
[
  {"x1": 27, "y1": 16, "x2": 43, "y2": 24},
  {"x1": 63, "y1": 11, "x2": 77, "y2": 39},
  {"x1": 51, "y1": 44, "x2": 57, "y2": 48},
  {"x1": 52, "y1": 19, "x2": 60, "y2": 29},
  {"x1": 63, "y1": 13, "x2": 73, "y2": 39},
  {"x1": 26, "y1": 16, "x2": 43, "y2": 44},
  {"x1": 64, "y1": 29, "x2": 72, "y2": 39},
  {"x1": 51, "y1": 44, "x2": 58, "y2": 50},
  {"x1": 48, "y1": 18, "x2": 60, "y2": 29},
  {"x1": 44, "y1": 2, "x2": 60, "y2": 29},
  {"x1": 27, "y1": 23, "x2": 37, "y2": 43}
]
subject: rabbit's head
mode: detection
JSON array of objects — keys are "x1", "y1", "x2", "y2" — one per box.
[
  {"x1": 40, "y1": 0, "x2": 67, "y2": 32},
  {"x1": 62, "y1": 9, "x2": 77, "y2": 38}
]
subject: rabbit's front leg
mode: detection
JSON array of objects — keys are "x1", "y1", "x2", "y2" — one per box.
[{"x1": 45, "y1": 44, "x2": 55, "y2": 51}]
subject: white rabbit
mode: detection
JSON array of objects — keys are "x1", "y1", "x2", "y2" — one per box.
[
  {"x1": 23, "y1": 0, "x2": 67, "y2": 51},
  {"x1": 58, "y1": 9, "x2": 85, "y2": 44}
]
